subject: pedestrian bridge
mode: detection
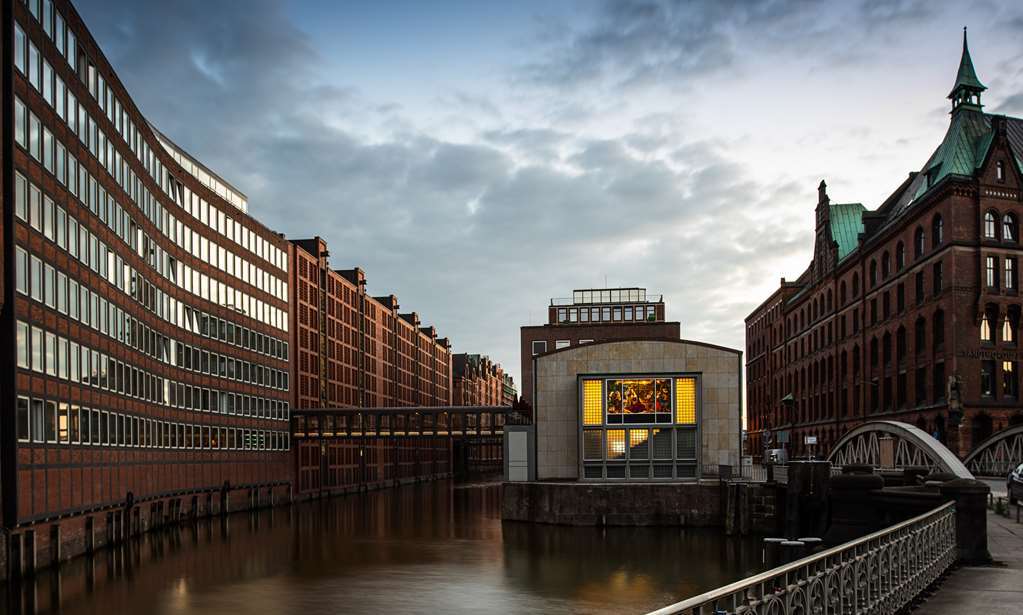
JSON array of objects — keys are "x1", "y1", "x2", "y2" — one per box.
[
  {"x1": 826, "y1": 420, "x2": 974, "y2": 479},
  {"x1": 964, "y1": 423, "x2": 1023, "y2": 477}
]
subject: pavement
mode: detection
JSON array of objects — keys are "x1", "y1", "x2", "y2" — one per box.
[
  {"x1": 914, "y1": 510, "x2": 1023, "y2": 614},
  {"x1": 981, "y1": 477, "x2": 1008, "y2": 498}
]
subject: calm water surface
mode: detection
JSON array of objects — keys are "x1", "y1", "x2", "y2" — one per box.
[{"x1": 7, "y1": 481, "x2": 765, "y2": 614}]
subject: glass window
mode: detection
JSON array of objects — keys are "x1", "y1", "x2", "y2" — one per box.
[
  {"x1": 31, "y1": 399, "x2": 45, "y2": 443},
  {"x1": 675, "y1": 378, "x2": 697, "y2": 424},
  {"x1": 15, "y1": 23, "x2": 26, "y2": 73},
  {"x1": 45, "y1": 400, "x2": 57, "y2": 442},
  {"x1": 31, "y1": 326, "x2": 43, "y2": 373},
  {"x1": 17, "y1": 397, "x2": 30, "y2": 442},
  {"x1": 17, "y1": 321, "x2": 30, "y2": 369},
  {"x1": 981, "y1": 360, "x2": 995, "y2": 397},
  {"x1": 16, "y1": 247, "x2": 28, "y2": 295},
  {"x1": 985, "y1": 212, "x2": 998, "y2": 239},
  {"x1": 15, "y1": 98, "x2": 26, "y2": 149}
]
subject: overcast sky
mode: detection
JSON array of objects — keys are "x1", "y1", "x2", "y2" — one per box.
[{"x1": 74, "y1": 0, "x2": 1023, "y2": 389}]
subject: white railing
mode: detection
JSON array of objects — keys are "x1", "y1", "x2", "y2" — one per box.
[{"x1": 646, "y1": 501, "x2": 956, "y2": 615}]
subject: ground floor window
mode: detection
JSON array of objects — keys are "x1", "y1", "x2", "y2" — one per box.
[{"x1": 580, "y1": 375, "x2": 699, "y2": 480}]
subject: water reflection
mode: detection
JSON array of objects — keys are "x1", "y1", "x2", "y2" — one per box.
[{"x1": 5, "y1": 482, "x2": 764, "y2": 615}]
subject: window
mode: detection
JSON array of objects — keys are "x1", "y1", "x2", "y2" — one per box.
[
  {"x1": 881, "y1": 252, "x2": 890, "y2": 279},
  {"x1": 897, "y1": 284, "x2": 905, "y2": 312},
  {"x1": 1005, "y1": 214, "x2": 1018, "y2": 243},
  {"x1": 914, "y1": 227, "x2": 925, "y2": 258},
  {"x1": 895, "y1": 242, "x2": 905, "y2": 270},
  {"x1": 985, "y1": 211, "x2": 998, "y2": 239},
  {"x1": 932, "y1": 262, "x2": 942, "y2": 295},
  {"x1": 869, "y1": 260, "x2": 877, "y2": 287},
  {"x1": 580, "y1": 375, "x2": 698, "y2": 480},
  {"x1": 555, "y1": 340, "x2": 570, "y2": 350},
  {"x1": 932, "y1": 215, "x2": 943, "y2": 247},
  {"x1": 852, "y1": 273, "x2": 860, "y2": 297},
  {"x1": 1004, "y1": 318, "x2": 1015, "y2": 344},
  {"x1": 915, "y1": 271, "x2": 924, "y2": 305},
  {"x1": 987, "y1": 256, "x2": 998, "y2": 288},
  {"x1": 17, "y1": 322, "x2": 30, "y2": 369},
  {"x1": 981, "y1": 314, "x2": 992, "y2": 343},
  {"x1": 933, "y1": 362, "x2": 946, "y2": 402},
  {"x1": 1008, "y1": 258, "x2": 1018, "y2": 291},
  {"x1": 17, "y1": 397, "x2": 30, "y2": 442},
  {"x1": 531, "y1": 341, "x2": 547, "y2": 356},
  {"x1": 997, "y1": 160, "x2": 1006, "y2": 182},
  {"x1": 915, "y1": 317, "x2": 926, "y2": 354},
  {"x1": 933, "y1": 310, "x2": 945, "y2": 349},
  {"x1": 981, "y1": 360, "x2": 996, "y2": 397},
  {"x1": 1005, "y1": 361, "x2": 1019, "y2": 399},
  {"x1": 915, "y1": 367, "x2": 927, "y2": 406}
]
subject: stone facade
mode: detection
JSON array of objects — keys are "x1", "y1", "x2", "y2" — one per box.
[{"x1": 533, "y1": 339, "x2": 742, "y2": 480}]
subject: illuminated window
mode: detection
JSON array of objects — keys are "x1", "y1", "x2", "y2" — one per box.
[
  {"x1": 582, "y1": 380, "x2": 603, "y2": 425},
  {"x1": 580, "y1": 374, "x2": 700, "y2": 480},
  {"x1": 675, "y1": 378, "x2": 697, "y2": 424},
  {"x1": 606, "y1": 429, "x2": 626, "y2": 460},
  {"x1": 629, "y1": 429, "x2": 649, "y2": 459}
]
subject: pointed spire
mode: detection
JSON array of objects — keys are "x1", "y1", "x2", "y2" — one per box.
[{"x1": 948, "y1": 27, "x2": 986, "y2": 108}]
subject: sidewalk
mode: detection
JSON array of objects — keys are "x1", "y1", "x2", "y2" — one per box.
[{"x1": 916, "y1": 511, "x2": 1023, "y2": 613}]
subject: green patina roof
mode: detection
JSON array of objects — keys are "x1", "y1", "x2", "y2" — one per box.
[
  {"x1": 829, "y1": 202, "x2": 865, "y2": 260},
  {"x1": 949, "y1": 28, "x2": 986, "y2": 98},
  {"x1": 914, "y1": 107, "x2": 992, "y2": 201}
]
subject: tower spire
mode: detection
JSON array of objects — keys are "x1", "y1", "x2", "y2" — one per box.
[{"x1": 949, "y1": 27, "x2": 986, "y2": 112}]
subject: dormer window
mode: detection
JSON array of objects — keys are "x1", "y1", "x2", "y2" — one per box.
[{"x1": 997, "y1": 160, "x2": 1005, "y2": 182}]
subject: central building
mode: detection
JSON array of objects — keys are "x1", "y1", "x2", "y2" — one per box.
[{"x1": 530, "y1": 339, "x2": 740, "y2": 481}]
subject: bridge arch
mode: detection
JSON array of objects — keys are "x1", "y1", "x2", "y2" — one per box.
[
  {"x1": 963, "y1": 424, "x2": 1023, "y2": 477},
  {"x1": 827, "y1": 420, "x2": 973, "y2": 479}
]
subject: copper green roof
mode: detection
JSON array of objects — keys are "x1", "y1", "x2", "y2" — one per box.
[
  {"x1": 830, "y1": 202, "x2": 865, "y2": 260},
  {"x1": 949, "y1": 28, "x2": 986, "y2": 98}
]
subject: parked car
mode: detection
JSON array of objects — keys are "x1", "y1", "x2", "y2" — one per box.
[{"x1": 1009, "y1": 463, "x2": 1023, "y2": 505}]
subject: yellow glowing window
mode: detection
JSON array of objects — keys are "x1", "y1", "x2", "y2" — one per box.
[
  {"x1": 606, "y1": 429, "x2": 626, "y2": 460},
  {"x1": 583, "y1": 380, "x2": 603, "y2": 425},
  {"x1": 675, "y1": 378, "x2": 696, "y2": 424}
]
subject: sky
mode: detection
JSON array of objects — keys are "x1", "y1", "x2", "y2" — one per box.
[{"x1": 73, "y1": 0, "x2": 1023, "y2": 391}]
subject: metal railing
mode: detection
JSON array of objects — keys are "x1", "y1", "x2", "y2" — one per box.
[{"x1": 646, "y1": 501, "x2": 956, "y2": 615}]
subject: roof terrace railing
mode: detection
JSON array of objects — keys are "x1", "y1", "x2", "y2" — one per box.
[{"x1": 646, "y1": 500, "x2": 956, "y2": 615}]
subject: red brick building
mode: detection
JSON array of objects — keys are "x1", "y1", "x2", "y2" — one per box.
[
  {"x1": 452, "y1": 353, "x2": 509, "y2": 407},
  {"x1": 519, "y1": 287, "x2": 680, "y2": 406},
  {"x1": 746, "y1": 34, "x2": 1023, "y2": 461},
  {"x1": 3, "y1": 0, "x2": 291, "y2": 569},
  {"x1": 290, "y1": 237, "x2": 452, "y2": 410}
]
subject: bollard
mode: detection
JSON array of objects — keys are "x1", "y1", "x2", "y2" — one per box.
[
  {"x1": 799, "y1": 537, "x2": 823, "y2": 554},
  {"x1": 763, "y1": 537, "x2": 786, "y2": 567},
  {"x1": 780, "y1": 540, "x2": 805, "y2": 564}
]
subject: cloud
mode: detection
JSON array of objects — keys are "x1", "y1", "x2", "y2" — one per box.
[{"x1": 72, "y1": 0, "x2": 857, "y2": 390}]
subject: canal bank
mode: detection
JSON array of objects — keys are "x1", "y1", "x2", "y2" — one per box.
[{"x1": 3, "y1": 481, "x2": 767, "y2": 615}]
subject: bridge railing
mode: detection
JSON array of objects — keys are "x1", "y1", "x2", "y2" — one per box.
[{"x1": 646, "y1": 500, "x2": 956, "y2": 615}]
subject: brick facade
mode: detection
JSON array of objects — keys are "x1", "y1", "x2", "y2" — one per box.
[
  {"x1": 452, "y1": 353, "x2": 508, "y2": 407},
  {"x1": 746, "y1": 52, "x2": 1023, "y2": 460},
  {"x1": 3, "y1": 0, "x2": 292, "y2": 571},
  {"x1": 290, "y1": 237, "x2": 452, "y2": 410}
]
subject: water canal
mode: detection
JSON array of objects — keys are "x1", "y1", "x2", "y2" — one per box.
[{"x1": 5, "y1": 481, "x2": 765, "y2": 614}]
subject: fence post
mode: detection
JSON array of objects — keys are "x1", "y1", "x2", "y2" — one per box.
[{"x1": 940, "y1": 479, "x2": 992, "y2": 565}]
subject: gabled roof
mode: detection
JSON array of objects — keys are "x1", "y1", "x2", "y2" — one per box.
[{"x1": 829, "y1": 202, "x2": 865, "y2": 261}]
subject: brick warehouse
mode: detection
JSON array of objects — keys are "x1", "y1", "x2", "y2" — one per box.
[
  {"x1": 290, "y1": 237, "x2": 452, "y2": 410},
  {"x1": 452, "y1": 353, "x2": 509, "y2": 407},
  {"x1": 746, "y1": 32, "x2": 1023, "y2": 461}
]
